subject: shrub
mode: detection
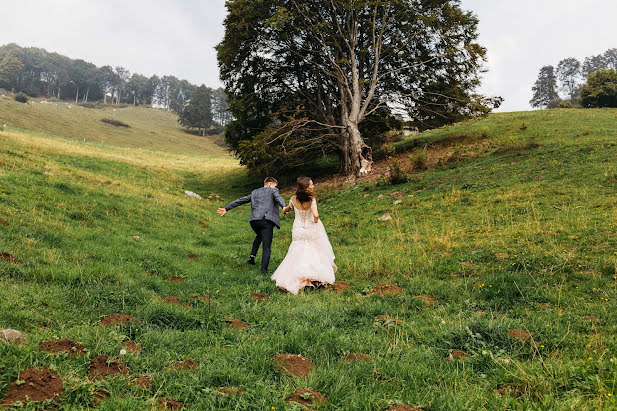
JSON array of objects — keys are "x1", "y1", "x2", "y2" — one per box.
[
  {"x1": 580, "y1": 69, "x2": 617, "y2": 108},
  {"x1": 558, "y1": 100, "x2": 573, "y2": 108},
  {"x1": 546, "y1": 99, "x2": 562, "y2": 109},
  {"x1": 388, "y1": 160, "x2": 409, "y2": 185},
  {"x1": 101, "y1": 118, "x2": 130, "y2": 128},
  {"x1": 409, "y1": 149, "x2": 428, "y2": 171},
  {"x1": 14, "y1": 93, "x2": 28, "y2": 103}
]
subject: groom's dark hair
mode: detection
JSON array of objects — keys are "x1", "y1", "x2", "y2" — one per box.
[{"x1": 264, "y1": 177, "x2": 278, "y2": 186}]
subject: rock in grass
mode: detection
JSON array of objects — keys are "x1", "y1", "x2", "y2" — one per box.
[{"x1": 0, "y1": 329, "x2": 25, "y2": 344}]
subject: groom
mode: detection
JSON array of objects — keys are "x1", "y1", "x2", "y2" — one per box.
[{"x1": 217, "y1": 177, "x2": 286, "y2": 274}]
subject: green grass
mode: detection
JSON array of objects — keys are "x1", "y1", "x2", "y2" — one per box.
[
  {"x1": 2, "y1": 108, "x2": 617, "y2": 409},
  {"x1": 0, "y1": 94, "x2": 227, "y2": 155}
]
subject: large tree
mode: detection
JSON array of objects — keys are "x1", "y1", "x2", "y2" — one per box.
[
  {"x1": 178, "y1": 85, "x2": 213, "y2": 136},
  {"x1": 217, "y1": 0, "x2": 495, "y2": 175},
  {"x1": 580, "y1": 69, "x2": 617, "y2": 108},
  {"x1": 530, "y1": 65, "x2": 559, "y2": 108},
  {"x1": 0, "y1": 54, "x2": 24, "y2": 90},
  {"x1": 556, "y1": 57, "x2": 581, "y2": 101}
]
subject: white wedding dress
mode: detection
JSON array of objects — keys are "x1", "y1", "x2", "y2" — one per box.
[{"x1": 271, "y1": 198, "x2": 336, "y2": 294}]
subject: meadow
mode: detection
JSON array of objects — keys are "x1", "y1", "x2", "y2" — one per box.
[{"x1": 1, "y1": 103, "x2": 617, "y2": 410}]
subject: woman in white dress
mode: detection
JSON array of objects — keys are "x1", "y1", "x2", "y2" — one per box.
[{"x1": 271, "y1": 177, "x2": 336, "y2": 294}]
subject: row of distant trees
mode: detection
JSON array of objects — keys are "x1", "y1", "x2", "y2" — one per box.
[
  {"x1": 0, "y1": 43, "x2": 230, "y2": 132},
  {"x1": 530, "y1": 48, "x2": 617, "y2": 108}
]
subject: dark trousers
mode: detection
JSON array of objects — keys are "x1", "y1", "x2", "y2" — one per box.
[{"x1": 250, "y1": 219, "x2": 274, "y2": 273}]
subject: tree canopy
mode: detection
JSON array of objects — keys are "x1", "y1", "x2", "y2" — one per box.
[
  {"x1": 178, "y1": 85, "x2": 214, "y2": 135},
  {"x1": 218, "y1": 0, "x2": 498, "y2": 176},
  {"x1": 580, "y1": 69, "x2": 617, "y2": 108},
  {"x1": 530, "y1": 65, "x2": 559, "y2": 108}
]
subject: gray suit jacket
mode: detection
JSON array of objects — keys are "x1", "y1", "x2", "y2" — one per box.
[{"x1": 225, "y1": 186, "x2": 286, "y2": 228}]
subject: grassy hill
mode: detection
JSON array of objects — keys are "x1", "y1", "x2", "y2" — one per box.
[
  {"x1": 0, "y1": 94, "x2": 227, "y2": 155},
  {"x1": 1, "y1": 108, "x2": 617, "y2": 409}
]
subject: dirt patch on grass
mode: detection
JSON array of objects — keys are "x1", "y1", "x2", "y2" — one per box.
[
  {"x1": 89, "y1": 355, "x2": 129, "y2": 380},
  {"x1": 0, "y1": 219, "x2": 9, "y2": 226},
  {"x1": 38, "y1": 339, "x2": 86, "y2": 356},
  {"x1": 1, "y1": 252, "x2": 19, "y2": 264},
  {"x1": 132, "y1": 375, "x2": 153, "y2": 389},
  {"x1": 344, "y1": 352, "x2": 372, "y2": 362},
  {"x1": 331, "y1": 281, "x2": 350, "y2": 293},
  {"x1": 366, "y1": 283, "x2": 404, "y2": 296},
  {"x1": 273, "y1": 354, "x2": 314, "y2": 377},
  {"x1": 495, "y1": 253, "x2": 509, "y2": 259},
  {"x1": 99, "y1": 314, "x2": 140, "y2": 327},
  {"x1": 162, "y1": 297, "x2": 191, "y2": 309},
  {"x1": 386, "y1": 405, "x2": 421, "y2": 411},
  {"x1": 415, "y1": 294, "x2": 437, "y2": 307},
  {"x1": 187, "y1": 253, "x2": 199, "y2": 259},
  {"x1": 446, "y1": 350, "x2": 468, "y2": 361},
  {"x1": 169, "y1": 359, "x2": 198, "y2": 370},
  {"x1": 223, "y1": 318, "x2": 249, "y2": 330},
  {"x1": 1, "y1": 368, "x2": 64, "y2": 406},
  {"x1": 507, "y1": 329, "x2": 532, "y2": 342},
  {"x1": 249, "y1": 292, "x2": 270, "y2": 302},
  {"x1": 157, "y1": 398, "x2": 185, "y2": 409},
  {"x1": 122, "y1": 340, "x2": 141, "y2": 353},
  {"x1": 584, "y1": 316, "x2": 602, "y2": 323},
  {"x1": 190, "y1": 295, "x2": 211, "y2": 303},
  {"x1": 287, "y1": 388, "x2": 328, "y2": 407},
  {"x1": 93, "y1": 389, "x2": 110, "y2": 403},
  {"x1": 166, "y1": 275, "x2": 184, "y2": 283},
  {"x1": 198, "y1": 221, "x2": 210, "y2": 229},
  {"x1": 217, "y1": 387, "x2": 244, "y2": 396}
]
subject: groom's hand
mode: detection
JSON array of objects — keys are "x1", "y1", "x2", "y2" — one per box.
[{"x1": 217, "y1": 208, "x2": 227, "y2": 216}]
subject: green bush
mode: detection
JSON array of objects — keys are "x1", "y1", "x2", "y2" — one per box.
[
  {"x1": 388, "y1": 159, "x2": 409, "y2": 184},
  {"x1": 101, "y1": 118, "x2": 130, "y2": 128},
  {"x1": 14, "y1": 93, "x2": 28, "y2": 103},
  {"x1": 409, "y1": 149, "x2": 428, "y2": 171},
  {"x1": 580, "y1": 69, "x2": 617, "y2": 108}
]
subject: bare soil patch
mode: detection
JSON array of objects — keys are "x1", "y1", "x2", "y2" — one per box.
[
  {"x1": 157, "y1": 398, "x2": 185, "y2": 409},
  {"x1": 537, "y1": 303, "x2": 551, "y2": 308},
  {"x1": 169, "y1": 359, "x2": 198, "y2": 370},
  {"x1": 495, "y1": 253, "x2": 509, "y2": 259},
  {"x1": 584, "y1": 316, "x2": 602, "y2": 323},
  {"x1": 331, "y1": 281, "x2": 350, "y2": 292},
  {"x1": 217, "y1": 387, "x2": 244, "y2": 396},
  {"x1": 190, "y1": 295, "x2": 211, "y2": 303},
  {"x1": 507, "y1": 329, "x2": 532, "y2": 342},
  {"x1": 162, "y1": 297, "x2": 190, "y2": 309},
  {"x1": 386, "y1": 405, "x2": 421, "y2": 411},
  {"x1": 287, "y1": 388, "x2": 328, "y2": 407},
  {"x1": 198, "y1": 221, "x2": 210, "y2": 229},
  {"x1": 99, "y1": 314, "x2": 140, "y2": 327},
  {"x1": 344, "y1": 352, "x2": 372, "y2": 362},
  {"x1": 366, "y1": 283, "x2": 404, "y2": 296},
  {"x1": 446, "y1": 350, "x2": 468, "y2": 361},
  {"x1": 223, "y1": 318, "x2": 249, "y2": 330},
  {"x1": 132, "y1": 375, "x2": 153, "y2": 389},
  {"x1": 0, "y1": 219, "x2": 9, "y2": 226},
  {"x1": 93, "y1": 389, "x2": 110, "y2": 403},
  {"x1": 461, "y1": 261, "x2": 475, "y2": 267},
  {"x1": 1, "y1": 252, "x2": 19, "y2": 264},
  {"x1": 273, "y1": 354, "x2": 314, "y2": 377},
  {"x1": 89, "y1": 355, "x2": 129, "y2": 380},
  {"x1": 122, "y1": 340, "x2": 141, "y2": 353},
  {"x1": 187, "y1": 253, "x2": 199, "y2": 259},
  {"x1": 249, "y1": 292, "x2": 270, "y2": 302},
  {"x1": 1, "y1": 368, "x2": 64, "y2": 406},
  {"x1": 39, "y1": 339, "x2": 86, "y2": 356},
  {"x1": 166, "y1": 275, "x2": 184, "y2": 283},
  {"x1": 415, "y1": 294, "x2": 437, "y2": 307}
]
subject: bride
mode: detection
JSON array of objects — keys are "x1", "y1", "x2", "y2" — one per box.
[{"x1": 271, "y1": 177, "x2": 336, "y2": 294}]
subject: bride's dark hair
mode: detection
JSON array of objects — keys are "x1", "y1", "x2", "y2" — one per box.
[{"x1": 295, "y1": 176, "x2": 314, "y2": 203}]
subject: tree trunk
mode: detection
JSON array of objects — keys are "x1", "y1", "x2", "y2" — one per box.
[
  {"x1": 342, "y1": 120, "x2": 365, "y2": 175},
  {"x1": 75, "y1": 87, "x2": 79, "y2": 103}
]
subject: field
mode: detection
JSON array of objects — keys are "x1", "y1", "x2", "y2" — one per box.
[{"x1": 1, "y1": 106, "x2": 617, "y2": 409}]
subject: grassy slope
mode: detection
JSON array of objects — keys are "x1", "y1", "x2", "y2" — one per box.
[
  {"x1": 0, "y1": 95, "x2": 227, "y2": 155},
  {"x1": 1, "y1": 109, "x2": 617, "y2": 409}
]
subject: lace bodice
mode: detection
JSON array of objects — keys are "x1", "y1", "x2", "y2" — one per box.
[{"x1": 291, "y1": 198, "x2": 317, "y2": 229}]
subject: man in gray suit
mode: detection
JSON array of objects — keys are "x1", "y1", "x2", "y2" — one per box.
[{"x1": 217, "y1": 177, "x2": 286, "y2": 274}]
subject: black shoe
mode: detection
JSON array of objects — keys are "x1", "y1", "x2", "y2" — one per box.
[
  {"x1": 247, "y1": 256, "x2": 256, "y2": 265},
  {"x1": 261, "y1": 270, "x2": 268, "y2": 275}
]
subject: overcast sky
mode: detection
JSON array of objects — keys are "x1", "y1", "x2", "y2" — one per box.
[{"x1": 2, "y1": 0, "x2": 617, "y2": 112}]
